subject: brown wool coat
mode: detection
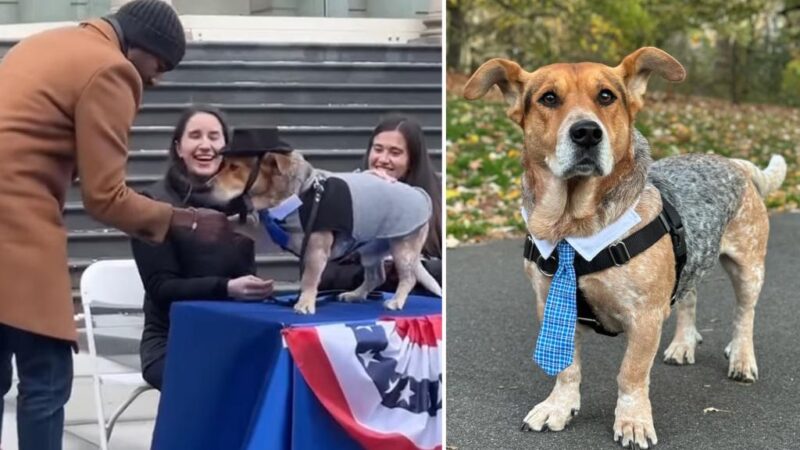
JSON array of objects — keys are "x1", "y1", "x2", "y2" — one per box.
[{"x1": 0, "y1": 19, "x2": 173, "y2": 342}]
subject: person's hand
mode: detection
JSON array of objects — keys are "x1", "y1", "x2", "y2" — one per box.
[
  {"x1": 171, "y1": 207, "x2": 231, "y2": 242},
  {"x1": 365, "y1": 169, "x2": 398, "y2": 183},
  {"x1": 228, "y1": 275, "x2": 274, "y2": 300}
]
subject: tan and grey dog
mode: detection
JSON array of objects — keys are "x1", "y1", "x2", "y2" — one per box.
[
  {"x1": 464, "y1": 47, "x2": 786, "y2": 448},
  {"x1": 211, "y1": 150, "x2": 442, "y2": 315}
]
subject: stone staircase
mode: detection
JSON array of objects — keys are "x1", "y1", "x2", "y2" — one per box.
[{"x1": 0, "y1": 40, "x2": 442, "y2": 302}]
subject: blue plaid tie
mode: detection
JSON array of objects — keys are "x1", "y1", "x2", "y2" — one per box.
[{"x1": 534, "y1": 241, "x2": 577, "y2": 376}]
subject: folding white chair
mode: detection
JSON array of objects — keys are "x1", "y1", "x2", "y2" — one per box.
[{"x1": 79, "y1": 259, "x2": 155, "y2": 450}]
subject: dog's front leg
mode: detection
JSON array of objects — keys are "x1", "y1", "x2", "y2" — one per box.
[
  {"x1": 522, "y1": 326, "x2": 584, "y2": 432},
  {"x1": 613, "y1": 313, "x2": 663, "y2": 449},
  {"x1": 294, "y1": 231, "x2": 334, "y2": 315}
]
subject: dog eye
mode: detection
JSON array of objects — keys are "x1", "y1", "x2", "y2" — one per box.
[
  {"x1": 538, "y1": 91, "x2": 560, "y2": 108},
  {"x1": 598, "y1": 89, "x2": 617, "y2": 106}
]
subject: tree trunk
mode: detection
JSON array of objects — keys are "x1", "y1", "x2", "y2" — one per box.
[{"x1": 730, "y1": 38, "x2": 739, "y2": 104}]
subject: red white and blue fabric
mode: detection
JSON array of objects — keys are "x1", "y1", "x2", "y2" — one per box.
[{"x1": 283, "y1": 315, "x2": 442, "y2": 450}]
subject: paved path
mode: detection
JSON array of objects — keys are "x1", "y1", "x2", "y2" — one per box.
[{"x1": 446, "y1": 213, "x2": 800, "y2": 449}]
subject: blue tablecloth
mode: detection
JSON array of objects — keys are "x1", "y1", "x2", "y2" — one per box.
[{"x1": 151, "y1": 294, "x2": 442, "y2": 450}]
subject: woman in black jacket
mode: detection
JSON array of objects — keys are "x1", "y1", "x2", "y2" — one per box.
[{"x1": 132, "y1": 106, "x2": 273, "y2": 390}]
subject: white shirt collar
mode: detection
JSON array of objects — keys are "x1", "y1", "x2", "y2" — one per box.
[{"x1": 521, "y1": 202, "x2": 641, "y2": 261}]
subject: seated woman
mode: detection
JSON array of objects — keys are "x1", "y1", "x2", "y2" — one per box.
[
  {"x1": 132, "y1": 106, "x2": 274, "y2": 390},
  {"x1": 319, "y1": 114, "x2": 442, "y2": 293}
]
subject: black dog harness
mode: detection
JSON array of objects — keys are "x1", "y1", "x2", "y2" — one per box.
[{"x1": 524, "y1": 194, "x2": 687, "y2": 336}]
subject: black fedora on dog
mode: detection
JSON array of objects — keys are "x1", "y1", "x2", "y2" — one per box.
[
  {"x1": 223, "y1": 127, "x2": 294, "y2": 156},
  {"x1": 223, "y1": 128, "x2": 294, "y2": 222}
]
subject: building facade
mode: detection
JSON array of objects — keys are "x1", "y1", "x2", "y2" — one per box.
[{"x1": 0, "y1": 0, "x2": 437, "y2": 23}]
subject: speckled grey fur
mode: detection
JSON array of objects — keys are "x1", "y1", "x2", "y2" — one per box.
[{"x1": 647, "y1": 140, "x2": 747, "y2": 301}]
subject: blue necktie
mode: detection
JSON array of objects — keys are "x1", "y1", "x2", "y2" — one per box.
[
  {"x1": 258, "y1": 209, "x2": 290, "y2": 249},
  {"x1": 534, "y1": 241, "x2": 577, "y2": 376}
]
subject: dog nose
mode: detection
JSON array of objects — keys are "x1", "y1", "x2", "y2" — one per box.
[{"x1": 569, "y1": 120, "x2": 603, "y2": 148}]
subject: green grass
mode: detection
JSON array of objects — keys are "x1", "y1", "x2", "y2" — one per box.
[{"x1": 446, "y1": 93, "x2": 800, "y2": 245}]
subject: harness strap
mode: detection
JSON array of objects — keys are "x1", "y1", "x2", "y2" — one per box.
[
  {"x1": 524, "y1": 194, "x2": 687, "y2": 336},
  {"x1": 298, "y1": 176, "x2": 326, "y2": 278}
]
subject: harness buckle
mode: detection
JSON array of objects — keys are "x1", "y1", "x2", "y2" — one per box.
[
  {"x1": 608, "y1": 241, "x2": 631, "y2": 266},
  {"x1": 535, "y1": 254, "x2": 557, "y2": 277}
]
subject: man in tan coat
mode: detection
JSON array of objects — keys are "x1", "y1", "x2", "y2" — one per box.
[{"x1": 0, "y1": 1, "x2": 230, "y2": 448}]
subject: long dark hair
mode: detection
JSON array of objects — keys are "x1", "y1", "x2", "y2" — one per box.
[
  {"x1": 363, "y1": 115, "x2": 442, "y2": 258},
  {"x1": 168, "y1": 105, "x2": 230, "y2": 165}
]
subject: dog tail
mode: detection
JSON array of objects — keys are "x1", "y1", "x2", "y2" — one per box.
[
  {"x1": 732, "y1": 154, "x2": 787, "y2": 197},
  {"x1": 415, "y1": 260, "x2": 442, "y2": 297}
]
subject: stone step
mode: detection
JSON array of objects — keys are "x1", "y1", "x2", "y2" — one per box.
[
  {"x1": 0, "y1": 40, "x2": 441, "y2": 63},
  {"x1": 143, "y1": 82, "x2": 441, "y2": 105},
  {"x1": 128, "y1": 125, "x2": 441, "y2": 150},
  {"x1": 119, "y1": 148, "x2": 442, "y2": 177},
  {"x1": 160, "y1": 61, "x2": 441, "y2": 84},
  {"x1": 180, "y1": 42, "x2": 442, "y2": 63},
  {"x1": 134, "y1": 103, "x2": 440, "y2": 127},
  {"x1": 65, "y1": 148, "x2": 442, "y2": 203}
]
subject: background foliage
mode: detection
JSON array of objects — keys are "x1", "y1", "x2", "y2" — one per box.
[
  {"x1": 446, "y1": 1, "x2": 800, "y2": 245},
  {"x1": 448, "y1": 0, "x2": 800, "y2": 105}
]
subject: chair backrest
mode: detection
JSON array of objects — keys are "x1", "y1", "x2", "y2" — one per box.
[{"x1": 80, "y1": 259, "x2": 145, "y2": 310}]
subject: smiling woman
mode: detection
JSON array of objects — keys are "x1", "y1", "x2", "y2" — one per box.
[{"x1": 130, "y1": 105, "x2": 274, "y2": 391}]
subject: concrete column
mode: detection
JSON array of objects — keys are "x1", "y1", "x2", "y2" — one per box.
[
  {"x1": 416, "y1": 0, "x2": 441, "y2": 43},
  {"x1": 19, "y1": 0, "x2": 71, "y2": 22},
  {"x1": 111, "y1": 0, "x2": 171, "y2": 13}
]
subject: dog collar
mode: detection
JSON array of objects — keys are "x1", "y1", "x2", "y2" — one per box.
[
  {"x1": 523, "y1": 194, "x2": 688, "y2": 336},
  {"x1": 521, "y1": 203, "x2": 642, "y2": 261}
]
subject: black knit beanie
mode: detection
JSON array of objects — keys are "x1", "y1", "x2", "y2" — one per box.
[{"x1": 114, "y1": 0, "x2": 185, "y2": 71}]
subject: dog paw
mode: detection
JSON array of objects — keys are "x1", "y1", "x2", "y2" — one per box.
[
  {"x1": 724, "y1": 341, "x2": 758, "y2": 383},
  {"x1": 384, "y1": 298, "x2": 404, "y2": 310},
  {"x1": 613, "y1": 396, "x2": 657, "y2": 449},
  {"x1": 663, "y1": 329, "x2": 702, "y2": 365},
  {"x1": 338, "y1": 291, "x2": 366, "y2": 303},
  {"x1": 520, "y1": 397, "x2": 580, "y2": 432},
  {"x1": 293, "y1": 299, "x2": 316, "y2": 315},
  {"x1": 613, "y1": 416, "x2": 657, "y2": 449}
]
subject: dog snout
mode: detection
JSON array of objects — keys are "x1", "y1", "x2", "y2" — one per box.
[{"x1": 569, "y1": 120, "x2": 603, "y2": 148}]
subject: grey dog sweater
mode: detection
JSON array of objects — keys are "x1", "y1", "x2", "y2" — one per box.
[
  {"x1": 332, "y1": 172, "x2": 433, "y2": 242},
  {"x1": 277, "y1": 171, "x2": 433, "y2": 257}
]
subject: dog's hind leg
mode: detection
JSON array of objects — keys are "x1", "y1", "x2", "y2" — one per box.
[
  {"x1": 663, "y1": 287, "x2": 703, "y2": 365},
  {"x1": 384, "y1": 225, "x2": 428, "y2": 310},
  {"x1": 522, "y1": 326, "x2": 584, "y2": 433},
  {"x1": 719, "y1": 184, "x2": 768, "y2": 382},
  {"x1": 339, "y1": 254, "x2": 386, "y2": 302}
]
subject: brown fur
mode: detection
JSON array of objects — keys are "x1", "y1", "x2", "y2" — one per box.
[
  {"x1": 211, "y1": 151, "x2": 440, "y2": 314},
  {"x1": 466, "y1": 47, "x2": 772, "y2": 448}
]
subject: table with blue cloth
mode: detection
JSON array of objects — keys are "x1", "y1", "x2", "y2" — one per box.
[{"x1": 151, "y1": 293, "x2": 442, "y2": 450}]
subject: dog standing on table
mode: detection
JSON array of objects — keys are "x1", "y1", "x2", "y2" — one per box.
[
  {"x1": 211, "y1": 148, "x2": 442, "y2": 315},
  {"x1": 464, "y1": 47, "x2": 786, "y2": 448}
]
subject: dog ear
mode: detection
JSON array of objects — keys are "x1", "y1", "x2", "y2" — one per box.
[
  {"x1": 616, "y1": 47, "x2": 686, "y2": 112},
  {"x1": 270, "y1": 153, "x2": 295, "y2": 175},
  {"x1": 464, "y1": 58, "x2": 527, "y2": 124}
]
